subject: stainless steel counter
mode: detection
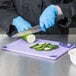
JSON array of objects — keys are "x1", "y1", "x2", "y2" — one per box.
[{"x1": 0, "y1": 34, "x2": 76, "y2": 76}]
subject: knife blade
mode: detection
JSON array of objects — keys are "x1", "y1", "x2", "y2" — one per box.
[{"x1": 12, "y1": 25, "x2": 41, "y2": 38}]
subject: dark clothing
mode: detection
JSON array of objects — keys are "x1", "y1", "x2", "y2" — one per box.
[{"x1": 0, "y1": 0, "x2": 76, "y2": 36}]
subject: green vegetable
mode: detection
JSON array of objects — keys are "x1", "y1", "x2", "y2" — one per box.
[
  {"x1": 30, "y1": 43, "x2": 58, "y2": 51},
  {"x1": 22, "y1": 34, "x2": 36, "y2": 43}
]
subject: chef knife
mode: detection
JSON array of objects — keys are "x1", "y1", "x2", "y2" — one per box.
[{"x1": 12, "y1": 25, "x2": 42, "y2": 38}]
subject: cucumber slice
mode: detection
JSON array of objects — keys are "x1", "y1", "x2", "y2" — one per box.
[
  {"x1": 44, "y1": 47, "x2": 52, "y2": 51},
  {"x1": 30, "y1": 43, "x2": 58, "y2": 51},
  {"x1": 30, "y1": 44, "x2": 39, "y2": 48},
  {"x1": 22, "y1": 34, "x2": 36, "y2": 43}
]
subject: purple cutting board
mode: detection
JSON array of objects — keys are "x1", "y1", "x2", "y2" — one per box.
[{"x1": 2, "y1": 39, "x2": 75, "y2": 60}]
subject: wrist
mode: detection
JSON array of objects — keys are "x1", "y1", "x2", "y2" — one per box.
[
  {"x1": 50, "y1": 5, "x2": 58, "y2": 16},
  {"x1": 12, "y1": 16, "x2": 23, "y2": 26},
  {"x1": 55, "y1": 5, "x2": 63, "y2": 16}
]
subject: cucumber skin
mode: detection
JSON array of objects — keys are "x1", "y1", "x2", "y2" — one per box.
[{"x1": 22, "y1": 34, "x2": 36, "y2": 43}]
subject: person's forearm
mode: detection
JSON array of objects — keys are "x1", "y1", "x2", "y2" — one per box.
[{"x1": 55, "y1": 5, "x2": 63, "y2": 16}]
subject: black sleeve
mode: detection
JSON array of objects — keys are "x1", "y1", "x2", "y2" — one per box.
[
  {"x1": 57, "y1": 0, "x2": 76, "y2": 28},
  {"x1": 0, "y1": 0, "x2": 18, "y2": 34}
]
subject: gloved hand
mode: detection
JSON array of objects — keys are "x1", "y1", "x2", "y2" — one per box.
[
  {"x1": 39, "y1": 5, "x2": 58, "y2": 32},
  {"x1": 12, "y1": 16, "x2": 32, "y2": 32}
]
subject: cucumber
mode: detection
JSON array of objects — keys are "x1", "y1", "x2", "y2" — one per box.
[
  {"x1": 44, "y1": 47, "x2": 52, "y2": 51},
  {"x1": 22, "y1": 34, "x2": 36, "y2": 43},
  {"x1": 30, "y1": 43, "x2": 58, "y2": 51}
]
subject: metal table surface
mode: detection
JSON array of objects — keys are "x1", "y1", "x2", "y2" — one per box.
[{"x1": 0, "y1": 34, "x2": 76, "y2": 76}]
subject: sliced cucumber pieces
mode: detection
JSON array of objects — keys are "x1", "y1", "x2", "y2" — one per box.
[{"x1": 30, "y1": 43, "x2": 58, "y2": 51}]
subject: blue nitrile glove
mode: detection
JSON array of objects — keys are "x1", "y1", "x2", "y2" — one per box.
[
  {"x1": 39, "y1": 5, "x2": 58, "y2": 32},
  {"x1": 12, "y1": 16, "x2": 32, "y2": 32}
]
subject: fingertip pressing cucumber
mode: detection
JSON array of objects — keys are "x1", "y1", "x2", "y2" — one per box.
[{"x1": 22, "y1": 34, "x2": 36, "y2": 43}]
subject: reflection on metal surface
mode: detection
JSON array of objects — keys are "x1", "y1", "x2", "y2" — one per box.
[{"x1": 69, "y1": 65, "x2": 76, "y2": 76}]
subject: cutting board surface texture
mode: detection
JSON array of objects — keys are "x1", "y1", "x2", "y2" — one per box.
[{"x1": 2, "y1": 39, "x2": 74, "y2": 60}]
